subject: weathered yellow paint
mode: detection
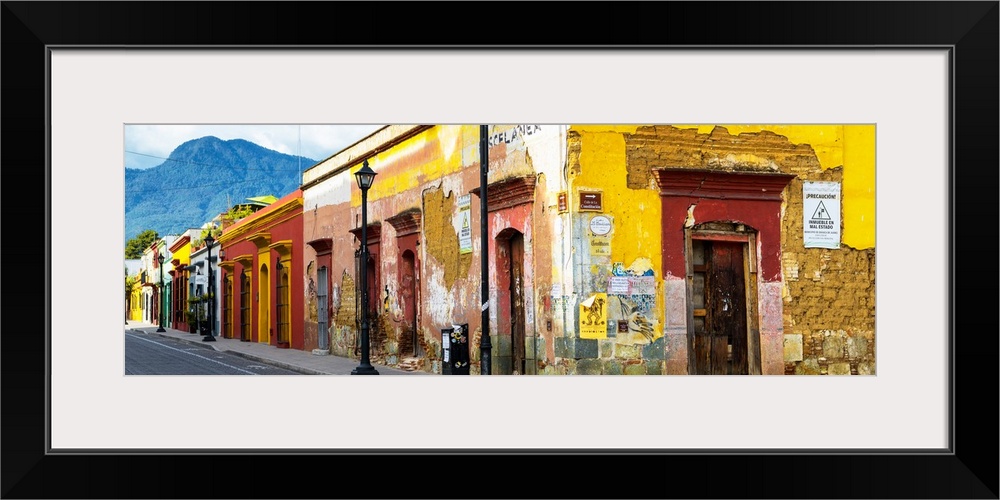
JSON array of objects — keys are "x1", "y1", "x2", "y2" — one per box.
[
  {"x1": 572, "y1": 126, "x2": 664, "y2": 341},
  {"x1": 351, "y1": 125, "x2": 476, "y2": 205},
  {"x1": 676, "y1": 125, "x2": 875, "y2": 249}
]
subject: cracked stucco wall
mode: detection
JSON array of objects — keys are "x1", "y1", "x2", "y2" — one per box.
[{"x1": 557, "y1": 124, "x2": 875, "y2": 375}]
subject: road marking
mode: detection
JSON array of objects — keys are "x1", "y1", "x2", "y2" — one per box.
[{"x1": 126, "y1": 332, "x2": 258, "y2": 375}]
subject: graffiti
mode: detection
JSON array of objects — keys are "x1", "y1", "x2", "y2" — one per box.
[
  {"x1": 607, "y1": 260, "x2": 659, "y2": 344},
  {"x1": 488, "y1": 125, "x2": 542, "y2": 147},
  {"x1": 610, "y1": 295, "x2": 656, "y2": 343}
]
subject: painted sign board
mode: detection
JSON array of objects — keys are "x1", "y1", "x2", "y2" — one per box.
[
  {"x1": 579, "y1": 191, "x2": 603, "y2": 211},
  {"x1": 589, "y1": 215, "x2": 612, "y2": 235},
  {"x1": 557, "y1": 192, "x2": 568, "y2": 213},
  {"x1": 590, "y1": 235, "x2": 611, "y2": 256},
  {"x1": 458, "y1": 194, "x2": 472, "y2": 254},
  {"x1": 803, "y1": 181, "x2": 841, "y2": 249}
]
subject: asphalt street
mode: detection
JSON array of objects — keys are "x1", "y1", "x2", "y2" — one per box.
[{"x1": 125, "y1": 330, "x2": 299, "y2": 375}]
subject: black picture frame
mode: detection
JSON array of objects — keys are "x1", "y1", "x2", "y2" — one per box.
[{"x1": 3, "y1": 2, "x2": 997, "y2": 498}]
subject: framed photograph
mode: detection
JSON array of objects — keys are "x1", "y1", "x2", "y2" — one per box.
[{"x1": 6, "y1": 2, "x2": 996, "y2": 498}]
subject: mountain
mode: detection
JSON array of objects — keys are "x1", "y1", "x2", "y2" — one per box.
[{"x1": 125, "y1": 136, "x2": 315, "y2": 242}]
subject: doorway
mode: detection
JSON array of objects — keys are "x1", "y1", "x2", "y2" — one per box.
[
  {"x1": 688, "y1": 224, "x2": 761, "y2": 375},
  {"x1": 317, "y1": 266, "x2": 329, "y2": 351},
  {"x1": 259, "y1": 263, "x2": 270, "y2": 344},
  {"x1": 498, "y1": 229, "x2": 526, "y2": 375},
  {"x1": 400, "y1": 250, "x2": 421, "y2": 357}
]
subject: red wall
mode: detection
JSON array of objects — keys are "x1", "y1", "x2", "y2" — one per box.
[
  {"x1": 661, "y1": 197, "x2": 785, "y2": 282},
  {"x1": 220, "y1": 197, "x2": 304, "y2": 349}
]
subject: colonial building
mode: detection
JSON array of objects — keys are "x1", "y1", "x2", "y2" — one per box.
[
  {"x1": 301, "y1": 124, "x2": 875, "y2": 375},
  {"x1": 168, "y1": 231, "x2": 195, "y2": 332},
  {"x1": 217, "y1": 190, "x2": 304, "y2": 348}
]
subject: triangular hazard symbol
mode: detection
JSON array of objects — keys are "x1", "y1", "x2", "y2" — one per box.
[
  {"x1": 811, "y1": 201, "x2": 832, "y2": 220},
  {"x1": 462, "y1": 214, "x2": 470, "y2": 228}
]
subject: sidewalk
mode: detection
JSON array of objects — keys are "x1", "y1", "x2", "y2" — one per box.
[{"x1": 125, "y1": 320, "x2": 428, "y2": 375}]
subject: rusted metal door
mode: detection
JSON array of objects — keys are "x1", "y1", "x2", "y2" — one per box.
[
  {"x1": 694, "y1": 240, "x2": 748, "y2": 375},
  {"x1": 510, "y1": 233, "x2": 526, "y2": 375}
]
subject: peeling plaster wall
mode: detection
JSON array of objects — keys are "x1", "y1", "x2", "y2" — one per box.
[
  {"x1": 302, "y1": 193, "x2": 358, "y2": 356},
  {"x1": 780, "y1": 168, "x2": 876, "y2": 375},
  {"x1": 555, "y1": 124, "x2": 875, "y2": 375},
  {"x1": 558, "y1": 126, "x2": 667, "y2": 374},
  {"x1": 301, "y1": 123, "x2": 873, "y2": 375},
  {"x1": 301, "y1": 124, "x2": 565, "y2": 373}
]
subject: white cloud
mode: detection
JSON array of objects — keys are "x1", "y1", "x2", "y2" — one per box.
[{"x1": 124, "y1": 124, "x2": 384, "y2": 169}]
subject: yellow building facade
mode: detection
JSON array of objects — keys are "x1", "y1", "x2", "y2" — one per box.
[{"x1": 302, "y1": 124, "x2": 875, "y2": 375}]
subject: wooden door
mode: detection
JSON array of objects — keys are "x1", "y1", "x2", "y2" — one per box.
[
  {"x1": 693, "y1": 240, "x2": 749, "y2": 375},
  {"x1": 510, "y1": 233, "x2": 526, "y2": 375},
  {"x1": 259, "y1": 264, "x2": 269, "y2": 344},
  {"x1": 400, "y1": 250, "x2": 419, "y2": 357},
  {"x1": 317, "y1": 267, "x2": 328, "y2": 350}
]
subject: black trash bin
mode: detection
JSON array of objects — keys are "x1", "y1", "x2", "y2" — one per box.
[{"x1": 449, "y1": 323, "x2": 470, "y2": 375}]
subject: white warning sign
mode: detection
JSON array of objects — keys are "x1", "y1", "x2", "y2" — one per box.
[
  {"x1": 803, "y1": 181, "x2": 841, "y2": 249},
  {"x1": 458, "y1": 194, "x2": 472, "y2": 254}
]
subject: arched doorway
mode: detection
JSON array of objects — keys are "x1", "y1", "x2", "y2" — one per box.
[
  {"x1": 240, "y1": 271, "x2": 251, "y2": 341},
  {"x1": 497, "y1": 228, "x2": 526, "y2": 375},
  {"x1": 259, "y1": 263, "x2": 270, "y2": 344},
  {"x1": 276, "y1": 262, "x2": 290, "y2": 348},
  {"x1": 400, "y1": 249, "x2": 420, "y2": 357}
]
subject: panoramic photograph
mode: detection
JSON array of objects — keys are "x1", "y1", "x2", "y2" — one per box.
[{"x1": 124, "y1": 124, "x2": 876, "y2": 376}]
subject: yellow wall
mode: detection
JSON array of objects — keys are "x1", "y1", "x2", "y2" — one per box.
[
  {"x1": 172, "y1": 243, "x2": 191, "y2": 267},
  {"x1": 571, "y1": 125, "x2": 664, "y2": 342},
  {"x1": 129, "y1": 278, "x2": 144, "y2": 320},
  {"x1": 352, "y1": 125, "x2": 474, "y2": 205},
  {"x1": 678, "y1": 125, "x2": 876, "y2": 249}
]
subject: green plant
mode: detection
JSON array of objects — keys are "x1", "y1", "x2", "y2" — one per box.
[
  {"x1": 225, "y1": 205, "x2": 255, "y2": 222},
  {"x1": 187, "y1": 293, "x2": 214, "y2": 303}
]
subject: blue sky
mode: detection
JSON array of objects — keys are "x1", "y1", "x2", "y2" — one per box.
[{"x1": 124, "y1": 124, "x2": 385, "y2": 170}]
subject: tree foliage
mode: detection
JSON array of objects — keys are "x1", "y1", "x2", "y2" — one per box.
[{"x1": 125, "y1": 229, "x2": 159, "y2": 259}]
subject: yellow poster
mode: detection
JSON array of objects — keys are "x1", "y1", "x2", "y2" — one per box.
[{"x1": 579, "y1": 293, "x2": 608, "y2": 339}]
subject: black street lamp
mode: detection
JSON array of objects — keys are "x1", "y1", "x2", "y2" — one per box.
[
  {"x1": 351, "y1": 159, "x2": 379, "y2": 375},
  {"x1": 156, "y1": 254, "x2": 166, "y2": 332},
  {"x1": 202, "y1": 233, "x2": 216, "y2": 342}
]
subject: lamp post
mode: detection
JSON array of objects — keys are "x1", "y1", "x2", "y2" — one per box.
[
  {"x1": 202, "y1": 234, "x2": 216, "y2": 342},
  {"x1": 156, "y1": 254, "x2": 166, "y2": 332},
  {"x1": 351, "y1": 159, "x2": 379, "y2": 375}
]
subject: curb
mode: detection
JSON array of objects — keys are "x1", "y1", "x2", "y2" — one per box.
[
  {"x1": 132, "y1": 328, "x2": 329, "y2": 375},
  {"x1": 220, "y1": 349, "x2": 331, "y2": 376},
  {"x1": 139, "y1": 329, "x2": 220, "y2": 351}
]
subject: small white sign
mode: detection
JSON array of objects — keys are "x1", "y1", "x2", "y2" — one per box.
[
  {"x1": 442, "y1": 332, "x2": 450, "y2": 362},
  {"x1": 589, "y1": 215, "x2": 612, "y2": 235},
  {"x1": 194, "y1": 275, "x2": 208, "y2": 286},
  {"x1": 458, "y1": 194, "x2": 472, "y2": 254},
  {"x1": 608, "y1": 277, "x2": 630, "y2": 294},
  {"x1": 803, "y1": 181, "x2": 841, "y2": 249},
  {"x1": 550, "y1": 284, "x2": 563, "y2": 297}
]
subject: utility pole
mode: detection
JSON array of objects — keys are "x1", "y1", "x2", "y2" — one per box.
[{"x1": 479, "y1": 125, "x2": 491, "y2": 375}]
